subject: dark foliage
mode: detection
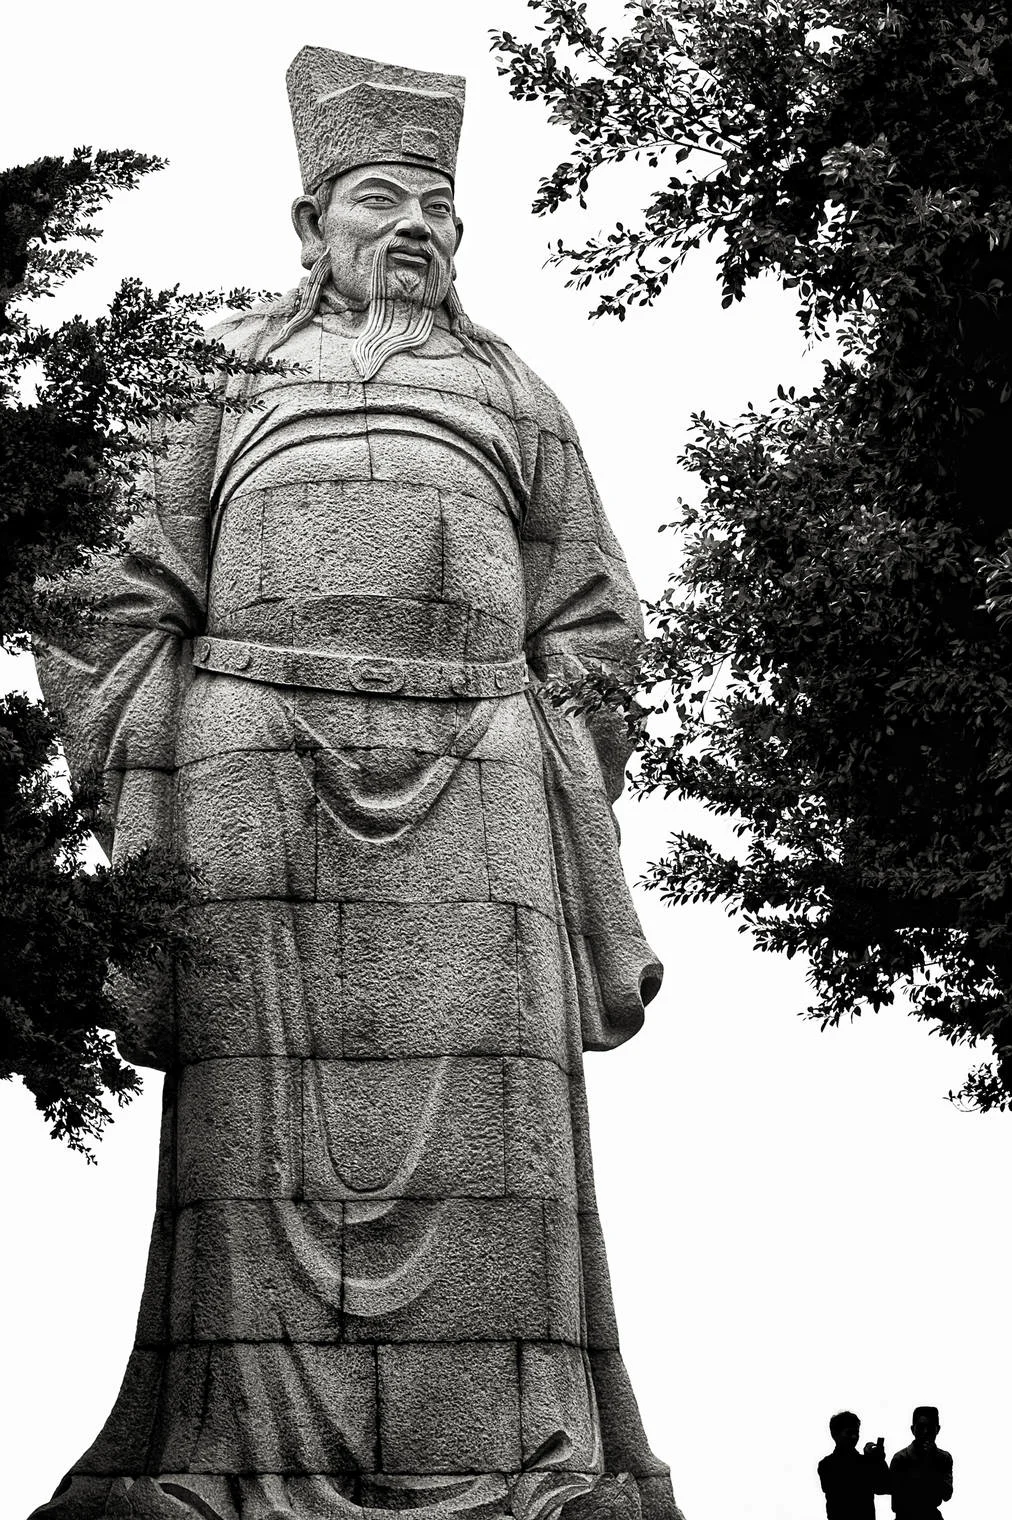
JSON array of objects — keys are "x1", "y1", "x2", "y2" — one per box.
[
  {"x1": 1, "y1": 147, "x2": 274, "y2": 1154},
  {"x1": 494, "y1": 1, "x2": 1012, "y2": 1108}
]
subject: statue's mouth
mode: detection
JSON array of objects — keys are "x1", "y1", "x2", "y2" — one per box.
[{"x1": 388, "y1": 243, "x2": 432, "y2": 267}]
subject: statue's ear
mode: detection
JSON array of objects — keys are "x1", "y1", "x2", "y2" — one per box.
[
  {"x1": 449, "y1": 220, "x2": 464, "y2": 286},
  {"x1": 292, "y1": 195, "x2": 326, "y2": 271}
]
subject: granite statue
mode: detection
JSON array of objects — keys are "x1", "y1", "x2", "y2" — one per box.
[{"x1": 31, "y1": 45, "x2": 682, "y2": 1520}]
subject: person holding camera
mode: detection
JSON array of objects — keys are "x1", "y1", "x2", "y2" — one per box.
[{"x1": 818, "y1": 1410, "x2": 892, "y2": 1519}]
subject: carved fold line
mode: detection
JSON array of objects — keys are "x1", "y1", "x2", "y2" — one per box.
[
  {"x1": 344, "y1": 1202, "x2": 446, "y2": 1317},
  {"x1": 511, "y1": 1470, "x2": 596, "y2": 1520},
  {"x1": 297, "y1": 698, "x2": 496, "y2": 843},
  {"x1": 313, "y1": 747, "x2": 460, "y2": 842},
  {"x1": 209, "y1": 399, "x2": 281, "y2": 537},
  {"x1": 309, "y1": 1055, "x2": 450, "y2": 1198}
]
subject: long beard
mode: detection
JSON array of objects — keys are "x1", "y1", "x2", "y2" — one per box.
[
  {"x1": 351, "y1": 234, "x2": 441, "y2": 382},
  {"x1": 269, "y1": 240, "x2": 465, "y2": 374}
]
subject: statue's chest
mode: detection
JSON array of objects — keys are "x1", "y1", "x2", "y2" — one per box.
[
  {"x1": 220, "y1": 468, "x2": 519, "y2": 598},
  {"x1": 209, "y1": 349, "x2": 532, "y2": 658},
  {"x1": 209, "y1": 439, "x2": 526, "y2": 661}
]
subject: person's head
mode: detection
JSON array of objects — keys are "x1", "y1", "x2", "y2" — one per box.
[
  {"x1": 911, "y1": 1407, "x2": 940, "y2": 1448},
  {"x1": 291, "y1": 161, "x2": 463, "y2": 311},
  {"x1": 829, "y1": 1411, "x2": 861, "y2": 1449}
]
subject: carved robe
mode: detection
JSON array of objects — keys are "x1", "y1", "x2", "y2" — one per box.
[{"x1": 33, "y1": 299, "x2": 681, "y2": 1520}]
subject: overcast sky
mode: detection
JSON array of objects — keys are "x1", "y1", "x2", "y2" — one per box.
[{"x1": 2, "y1": 4, "x2": 1010, "y2": 1518}]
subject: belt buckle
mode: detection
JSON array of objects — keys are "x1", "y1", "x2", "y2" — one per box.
[{"x1": 350, "y1": 657, "x2": 405, "y2": 694}]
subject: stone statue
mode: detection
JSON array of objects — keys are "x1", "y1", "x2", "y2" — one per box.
[{"x1": 31, "y1": 45, "x2": 682, "y2": 1520}]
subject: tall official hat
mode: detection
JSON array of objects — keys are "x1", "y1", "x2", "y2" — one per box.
[{"x1": 287, "y1": 46, "x2": 466, "y2": 194}]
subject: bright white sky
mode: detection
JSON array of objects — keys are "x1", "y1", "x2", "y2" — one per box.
[{"x1": 1, "y1": 4, "x2": 1009, "y2": 1519}]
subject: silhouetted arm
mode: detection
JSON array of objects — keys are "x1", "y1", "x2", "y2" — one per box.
[
  {"x1": 888, "y1": 1451, "x2": 906, "y2": 1515},
  {"x1": 868, "y1": 1449, "x2": 892, "y2": 1494}
]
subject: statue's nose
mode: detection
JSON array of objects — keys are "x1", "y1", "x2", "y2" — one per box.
[{"x1": 396, "y1": 201, "x2": 430, "y2": 240}]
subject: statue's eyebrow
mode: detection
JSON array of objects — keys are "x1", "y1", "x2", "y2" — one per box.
[
  {"x1": 352, "y1": 176, "x2": 407, "y2": 196},
  {"x1": 351, "y1": 175, "x2": 454, "y2": 204}
]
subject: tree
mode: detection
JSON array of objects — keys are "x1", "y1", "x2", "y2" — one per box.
[
  {"x1": 493, "y1": 1, "x2": 1012, "y2": 1109},
  {"x1": 0, "y1": 147, "x2": 272, "y2": 1154}
]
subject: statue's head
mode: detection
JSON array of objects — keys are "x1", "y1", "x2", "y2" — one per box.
[
  {"x1": 284, "y1": 47, "x2": 468, "y2": 378},
  {"x1": 292, "y1": 161, "x2": 462, "y2": 312}
]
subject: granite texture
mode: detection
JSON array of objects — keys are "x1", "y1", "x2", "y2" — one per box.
[
  {"x1": 29, "y1": 43, "x2": 681, "y2": 1520},
  {"x1": 287, "y1": 46, "x2": 465, "y2": 192}
]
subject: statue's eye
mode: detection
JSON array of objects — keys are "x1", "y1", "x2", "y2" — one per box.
[
  {"x1": 360, "y1": 194, "x2": 395, "y2": 208},
  {"x1": 427, "y1": 202, "x2": 453, "y2": 218}
]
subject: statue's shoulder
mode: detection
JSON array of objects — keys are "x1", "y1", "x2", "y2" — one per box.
[
  {"x1": 464, "y1": 317, "x2": 509, "y2": 350},
  {"x1": 205, "y1": 292, "x2": 298, "y2": 359},
  {"x1": 472, "y1": 329, "x2": 579, "y2": 443}
]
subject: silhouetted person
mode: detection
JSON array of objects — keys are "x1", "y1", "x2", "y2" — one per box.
[
  {"x1": 888, "y1": 1407, "x2": 953, "y2": 1519},
  {"x1": 818, "y1": 1410, "x2": 891, "y2": 1519}
]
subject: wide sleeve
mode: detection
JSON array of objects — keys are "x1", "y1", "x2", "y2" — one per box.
[
  {"x1": 521, "y1": 399, "x2": 645, "y2": 802},
  {"x1": 515, "y1": 374, "x2": 663, "y2": 1050},
  {"x1": 34, "y1": 402, "x2": 219, "y2": 863}
]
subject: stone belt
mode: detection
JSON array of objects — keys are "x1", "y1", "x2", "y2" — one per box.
[{"x1": 192, "y1": 635, "x2": 529, "y2": 699}]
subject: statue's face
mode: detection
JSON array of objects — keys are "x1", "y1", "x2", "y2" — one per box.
[{"x1": 295, "y1": 162, "x2": 462, "y2": 308}]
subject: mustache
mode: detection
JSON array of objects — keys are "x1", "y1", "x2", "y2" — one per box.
[
  {"x1": 373, "y1": 232, "x2": 442, "y2": 295},
  {"x1": 386, "y1": 238, "x2": 433, "y2": 263}
]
